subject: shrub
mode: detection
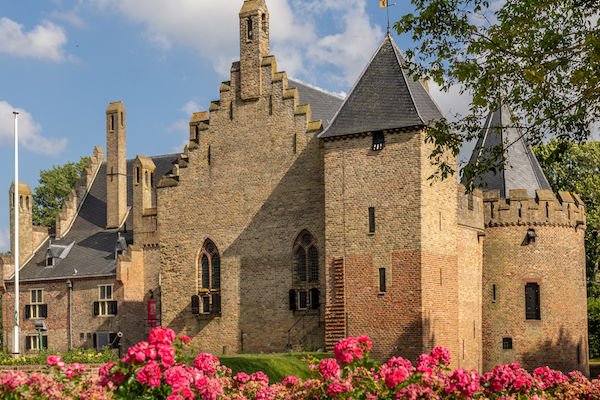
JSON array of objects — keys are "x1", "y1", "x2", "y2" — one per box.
[{"x1": 1, "y1": 328, "x2": 599, "y2": 399}]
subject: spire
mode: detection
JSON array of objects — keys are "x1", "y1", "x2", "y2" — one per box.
[
  {"x1": 467, "y1": 105, "x2": 551, "y2": 197},
  {"x1": 319, "y1": 35, "x2": 442, "y2": 139}
]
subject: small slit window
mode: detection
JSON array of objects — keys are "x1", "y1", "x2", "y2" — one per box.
[
  {"x1": 120, "y1": 112, "x2": 124, "y2": 127},
  {"x1": 379, "y1": 268, "x2": 386, "y2": 292},
  {"x1": 503, "y1": 337, "x2": 512, "y2": 350},
  {"x1": 229, "y1": 102, "x2": 233, "y2": 120},
  {"x1": 110, "y1": 114, "x2": 114, "y2": 130},
  {"x1": 372, "y1": 132, "x2": 385, "y2": 151},
  {"x1": 135, "y1": 168, "x2": 140, "y2": 184},
  {"x1": 247, "y1": 17, "x2": 253, "y2": 40},
  {"x1": 269, "y1": 95, "x2": 273, "y2": 115},
  {"x1": 369, "y1": 207, "x2": 375, "y2": 233}
]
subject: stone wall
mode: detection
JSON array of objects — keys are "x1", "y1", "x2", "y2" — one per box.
[{"x1": 157, "y1": 23, "x2": 325, "y2": 354}]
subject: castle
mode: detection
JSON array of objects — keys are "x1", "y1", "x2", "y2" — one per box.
[{"x1": 1, "y1": 0, "x2": 589, "y2": 374}]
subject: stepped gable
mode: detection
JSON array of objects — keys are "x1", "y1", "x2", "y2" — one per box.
[
  {"x1": 319, "y1": 34, "x2": 443, "y2": 139},
  {"x1": 288, "y1": 79, "x2": 344, "y2": 128},
  {"x1": 468, "y1": 105, "x2": 551, "y2": 198},
  {"x1": 11, "y1": 154, "x2": 178, "y2": 282}
]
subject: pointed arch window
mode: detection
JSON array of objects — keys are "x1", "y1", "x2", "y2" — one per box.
[
  {"x1": 199, "y1": 239, "x2": 220, "y2": 290},
  {"x1": 193, "y1": 239, "x2": 221, "y2": 316},
  {"x1": 290, "y1": 231, "x2": 320, "y2": 311},
  {"x1": 295, "y1": 232, "x2": 318, "y2": 284}
]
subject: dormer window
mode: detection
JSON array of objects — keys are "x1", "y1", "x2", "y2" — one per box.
[
  {"x1": 45, "y1": 241, "x2": 74, "y2": 267},
  {"x1": 46, "y1": 252, "x2": 54, "y2": 267},
  {"x1": 372, "y1": 132, "x2": 385, "y2": 151}
]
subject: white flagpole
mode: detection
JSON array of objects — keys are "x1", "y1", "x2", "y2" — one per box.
[{"x1": 13, "y1": 111, "x2": 20, "y2": 356}]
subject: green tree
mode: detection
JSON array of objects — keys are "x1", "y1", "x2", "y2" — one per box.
[
  {"x1": 32, "y1": 157, "x2": 89, "y2": 228},
  {"x1": 395, "y1": 0, "x2": 600, "y2": 187}
]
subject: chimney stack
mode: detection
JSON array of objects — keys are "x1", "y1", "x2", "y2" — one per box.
[{"x1": 106, "y1": 101, "x2": 127, "y2": 229}]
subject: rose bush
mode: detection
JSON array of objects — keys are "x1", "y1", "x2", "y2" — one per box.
[{"x1": 1, "y1": 328, "x2": 600, "y2": 399}]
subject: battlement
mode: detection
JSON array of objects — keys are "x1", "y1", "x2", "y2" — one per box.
[
  {"x1": 457, "y1": 185, "x2": 484, "y2": 231},
  {"x1": 55, "y1": 146, "x2": 104, "y2": 238},
  {"x1": 483, "y1": 189, "x2": 585, "y2": 228}
]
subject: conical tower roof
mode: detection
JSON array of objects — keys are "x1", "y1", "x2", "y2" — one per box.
[
  {"x1": 468, "y1": 105, "x2": 551, "y2": 197},
  {"x1": 319, "y1": 34, "x2": 443, "y2": 139}
]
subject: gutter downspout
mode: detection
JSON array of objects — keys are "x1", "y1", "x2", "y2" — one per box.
[{"x1": 67, "y1": 279, "x2": 73, "y2": 349}]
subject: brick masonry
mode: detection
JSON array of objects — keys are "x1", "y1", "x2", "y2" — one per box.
[{"x1": 0, "y1": 0, "x2": 589, "y2": 376}]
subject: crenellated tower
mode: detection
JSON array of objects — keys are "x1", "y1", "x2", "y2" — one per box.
[
  {"x1": 106, "y1": 101, "x2": 128, "y2": 229},
  {"x1": 468, "y1": 105, "x2": 589, "y2": 375}
]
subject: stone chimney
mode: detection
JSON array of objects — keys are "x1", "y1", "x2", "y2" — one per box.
[
  {"x1": 239, "y1": 0, "x2": 269, "y2": 100},
  {"x1": 133, "y1": 155, "x2": 158, "y2": 245},
  {"x1": 9, "y1": 182, "x2": 33, "y2": 266},
  {"x1": 106, "y1": 101, "x2": 127, "y2": 229}
]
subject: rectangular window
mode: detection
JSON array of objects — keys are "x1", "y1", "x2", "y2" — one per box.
[
  {"x1": 369, "y1": 207, "x2": 375, "y2": 233},
  {"x1": 202, "y1": 296, "x2": 211, "y2": 314},
  {"x1": 97, "y1": 285, "x2": 116, "y2": 316},
  {"x1": 25, "y1": 335, "x2": 47, "y2": 351},
  {"x1": 492, "y1": 284, "x2": 496, "y2": 302},
  {"x1": 379, "y1": 268, "x2": 386, "y2": 292},
  {"x1": 29, "y1": 289, "x2": 46, "y2": 319},
  {"x1": 525, "y1": 282, "x2": 541, "y2": 320},
  {"x1": 372, "y1": 132, "x2": 385, "y2": 151},
  {"x1": 503, "y1": 337, "x2": 512, "y2": 350},
  {"x1": 298, "y1": 290, "x2": 308, "y2": 310},
  {"x1": 135, "y1": 167, "x2": 140, "y2": 184}
]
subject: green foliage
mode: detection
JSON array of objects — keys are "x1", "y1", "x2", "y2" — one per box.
[
  {"x1": 218, "y1": 352, "x2": 329, "y2": 383},
  {"x1": 32, "y1": 157, "x2": 89, "y2": 228},
  {"x1": 396, "y1": 0, "x2": 600, "y2": 188},
  {"x1": 589, "y1": 296, "x2": 600, "y2": 359},
  {"x1": 0, "y1": 347, "x2": 117, "y2": 366}
]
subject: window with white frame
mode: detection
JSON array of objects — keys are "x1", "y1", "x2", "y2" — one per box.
[
  {"x1": 95, "y1": 285, "x2": 117, "y2": 316},
  {"x1": 25, "y1": 335, "x2": 47, "y2": 351},
  {"x1": 27, "y1": 289, "x2": 47, "y2": 319}
]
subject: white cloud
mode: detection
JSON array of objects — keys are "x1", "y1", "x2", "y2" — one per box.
[
  {"x1": 49, "y1": 10, "x2": 87, "y2": 29},
  {"x1": 428, "y1": 81, "x2": 473, "y2": 121},
  {"x1": 0, "y1": 101, "x2": 68, "y2": 155},
  {"x1": 88, "y1": 0, "x2": 382, "y2": 86},
  {"x1": 182, "y1": 101, "x2": 201, "y2": 116},
  {"x1": 0, "y1": 17, "x2": 69, "y2": 61},
  {"x1": 0, "y1": 229, "x2": 9, "y2": 252}
]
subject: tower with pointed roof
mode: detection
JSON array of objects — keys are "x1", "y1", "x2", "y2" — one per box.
[
  {"x1": 467, "y1": 106, "x2": 588, "y2": 374},
  {"x1": 320, "y1": 32, "x2": 470, "y2": 363}
]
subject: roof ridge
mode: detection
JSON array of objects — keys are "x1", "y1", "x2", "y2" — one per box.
[
  {"x1": 319, "y1": 34, "x2": 394, "y2": 139},
  {"x1": 288, "y1": 78, "x2": 345, "y2": 100}
]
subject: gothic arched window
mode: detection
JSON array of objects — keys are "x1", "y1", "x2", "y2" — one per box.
[
  {"x1": 199, "y1": 239, "x2": 220, "y2": 290},
  {"x1": 294, "y1": 231, "x2": 318, "y2": 284},
  {"x1": 290, "y1": 231, "x2": 320, "y2": 311}
]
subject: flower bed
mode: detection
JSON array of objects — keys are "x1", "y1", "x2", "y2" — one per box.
[{"x1": 1, "y1": 327, "x2": 598, "y2": 399}]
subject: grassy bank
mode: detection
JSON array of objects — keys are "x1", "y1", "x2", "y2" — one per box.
[{"x1": 218, "y1": 352, "x2": 330, "y2": 383}]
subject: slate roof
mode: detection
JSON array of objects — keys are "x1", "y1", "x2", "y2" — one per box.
[
  {"x1": 467, "y1": 105, "x2": 551, "y2": 197},
  {"x1": 320, "y1": 34, "x2": 443, "y2": 139},
  {"x1": 11, "y1": 154, "x2": 178, "y2": 282},
  {"x1": 288, "y1": 79, "x2": 344, "y2": 128}
]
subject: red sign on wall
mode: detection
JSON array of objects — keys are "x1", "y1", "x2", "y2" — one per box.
[{"x1": 148, "y1": 301, "x2": 157, "y2": 326}]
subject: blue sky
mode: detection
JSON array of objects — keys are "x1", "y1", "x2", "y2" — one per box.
[{"x1": 0, "y1": 0, "x2": 473, "y2": 252}]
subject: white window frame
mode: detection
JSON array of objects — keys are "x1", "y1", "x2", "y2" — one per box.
[
  {"x1": 98, "y1": 284, "x2": 115, "y2": 316},
  {"x1": 26, "y1": 335, "x2": 46, "y2": 351},
  {"x1": 30, "y1": 289, "x2": 44, "y2": 319}
]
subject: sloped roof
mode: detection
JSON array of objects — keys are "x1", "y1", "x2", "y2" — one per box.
[
  {"x1": 467, "y1": 105, "x2": 551, "y2": 197},
  {"x1": 288, "y1": 79, "x2": 344, "y2": 128},
  {"x1": 320, "y1": 34, "x2": 443, "y2": 139},
  {"x1": 11, "y1": 154, "x2": 178, "y2": 282}
]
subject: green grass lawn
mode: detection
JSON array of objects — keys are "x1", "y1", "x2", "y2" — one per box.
[{"x1": 217, "y1": 352, "x2": 330, "y2": 383}]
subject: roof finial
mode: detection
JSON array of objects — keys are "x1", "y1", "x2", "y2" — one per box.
[{"x1": 380, "y1": 1, "x2": 396, "y2": 36}]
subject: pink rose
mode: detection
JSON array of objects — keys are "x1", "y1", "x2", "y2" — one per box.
[{"x1": 319, "y1": 358, "x2": 341, "y2": 380}]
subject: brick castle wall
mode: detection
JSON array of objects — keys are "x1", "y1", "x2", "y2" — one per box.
[{"x1": 482, "y1": 189, "x2": 588, "y2": 374}]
